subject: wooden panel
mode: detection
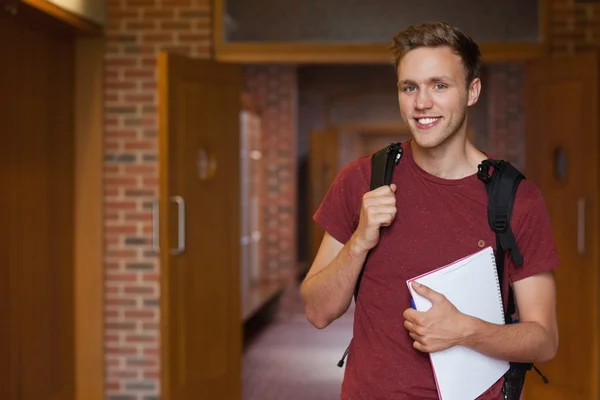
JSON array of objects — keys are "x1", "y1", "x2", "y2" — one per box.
[
  {"x1": 0, "y1": 8, "x2": 76, "y2": 400},
  {"x1": 215, "y1": 42, "x2": 547, "y2": 64},
  {"x1": 74, "y1": 37, "x2": 104, "y2": 400},
  {"x1": 158, "y1": 53, "x2": 242, "y2": 400},
  {"x1": 308, "y1": 129, "x2": 340, "y2": 260},
  {"x1": 523, "y1": 52, "x2": 599, "y2": 400}
]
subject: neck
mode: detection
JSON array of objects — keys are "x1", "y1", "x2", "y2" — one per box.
[{"x1": 411, "y1": 132, "x2": 486, "y2": 180}]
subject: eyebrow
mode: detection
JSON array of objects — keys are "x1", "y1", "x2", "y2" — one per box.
[{"x1": 398, "y1": 76, "x2": 455, "y2": 87}]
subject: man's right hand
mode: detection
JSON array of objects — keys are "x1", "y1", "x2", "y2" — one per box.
[{"x1": 352, "y1": 184, "x2": 397, "y2": 253}]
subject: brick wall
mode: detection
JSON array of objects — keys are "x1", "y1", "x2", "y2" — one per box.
[
  {"x1": 104, "y1": 0, "x2": 212, "y2": 398},
  {"x1": 243, "y1": 66, "x2": 298, "y2": 277},
  {"x1": 104, "y1": 4, "x2": 298, "y2": 397},
  {"x1": 550, "y1": 0, "x2": 600, "y2": 54},
  {"x1": 486, "y1": 63, "x2": 525, "y2": 169}
]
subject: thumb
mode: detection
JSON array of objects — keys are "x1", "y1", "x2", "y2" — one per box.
[
  {"x1": 412, "y1": 281, "x2": 441, "y2": 302},
  {"x1": 390, "y1": 183, "x2": 397, "y2": 193}
]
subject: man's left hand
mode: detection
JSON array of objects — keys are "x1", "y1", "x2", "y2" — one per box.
[{"x1": 403, "y1": 281, "x2": 471, "y2": 353}]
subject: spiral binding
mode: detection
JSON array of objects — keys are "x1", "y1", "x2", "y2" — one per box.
[{"x1": 489, "y1": 251, "x2": 505, "y2": 322}]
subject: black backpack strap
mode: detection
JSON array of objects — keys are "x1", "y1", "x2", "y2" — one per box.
[
  {"x1": 477, "y1": 159, "x2": 524, "y2": 322},
  {"x1": 354, "y1": 142, "x2": 402, "y2": 300},
  {"x1": 477, "y1": 159, "x2": 549, "y2": 388},
  {"x1": 337, "y1": 142, "x2": 402, "y2": 368}
]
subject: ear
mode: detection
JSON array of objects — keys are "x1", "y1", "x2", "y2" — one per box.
[{"x1": 467, "y1": 77, "x2": 481, "y2": 107}]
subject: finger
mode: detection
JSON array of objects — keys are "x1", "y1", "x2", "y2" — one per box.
[
  {"x1": 372, "y1": 213, "x2": 395, "y2": 227},
  {"x1": 367, "y1": 206, "x2": 397, "y2": 217},
  {"x1": 390, "y1": 183, "x2": 397, "y2": 193},
  {"x1": 413, "y1": 340, "x2": 428, "y2": 353},
  {"x1": 365, "y1": 185, "x2": 395, "y2": 198},
  {"x1": 409, "y1": 332, "x2": 427, "y2": 344},
  {"x1": 404, "y1": 320, "x2": 422, "y2": 335},
  {"x1": 364, "y1": 195, "x2": 396, "y2": 207},
  {"x1": 402, "y1": 308, "x2": 422, "y2": 324},
  {"x1": 412, "y1": 282, "x2": 444, "y2": 303}
]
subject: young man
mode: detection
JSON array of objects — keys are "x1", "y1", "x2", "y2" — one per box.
[{"x1": 300, "y1": 21, "x2": 559, "y2": 399}]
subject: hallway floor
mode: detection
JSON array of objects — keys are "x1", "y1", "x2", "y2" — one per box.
[{"x1": 242, "y1": 278, "x2": 354, "y2": 400}]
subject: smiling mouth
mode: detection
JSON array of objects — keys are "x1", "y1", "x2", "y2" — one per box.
[{"x1": 416, "y1": 117, "x2": 441, "y2": 125}]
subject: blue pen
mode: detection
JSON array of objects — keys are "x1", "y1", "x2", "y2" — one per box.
[{"x1": 410, "y1": 298, "x2": 416, "y2": 310}]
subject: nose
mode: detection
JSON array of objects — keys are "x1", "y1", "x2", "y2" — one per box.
[{"x1": 415, "y1": 90, "x2": 433, "y2": 110}]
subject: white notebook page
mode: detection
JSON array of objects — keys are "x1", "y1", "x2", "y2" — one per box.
[{"x1": 406, "y1": 246, "x2": 510, "y2": 400}]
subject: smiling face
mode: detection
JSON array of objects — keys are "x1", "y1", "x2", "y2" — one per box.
[{"x1": 397, "y1": 45, "x2": 481, "y2": 149}]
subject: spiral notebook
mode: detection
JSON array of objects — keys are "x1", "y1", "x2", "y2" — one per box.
[{"x1": 406, "y1": 246, "x2": 510, "y2": 400}]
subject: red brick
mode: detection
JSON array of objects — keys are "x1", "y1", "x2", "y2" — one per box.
[
  {"x1": 124, "y1": 93, "x2": 155, "y2": 102},
  {"x1": 107, "y1": 201, "x2": 138, "y2": 210},
  {"x1": 124, "y1": 165, "x2": 156, "y2": 174},
  {"x1": 124, "y1": 310, "x2": 156, "y2": 319},
  {"x1": 126, "y1": 21, "x2": 157, "y2": 30},
  {"x1": 106, "y1": 130, "x2": 138, "y2": 139},
  {"x1": 143, "y1": 9, "x2": 175, "y2": 19},
  {"x1": 124, "y1": 140, "x2": 156, "y2": 150},
  {"x1": 124, "y1": 286, "x2": 156, "y2": 295},
  {"x1": 144, "y1": 33, "x2": 174, "y2": 43},
  {"x1": 125, "y1": 334, "x2": 158, "y2": 343},
  {"x1": 106, "y1": 177, "x2": 138, "y2": 187},
  {"x1": 161, "y1": 21, "x2": 191, "y2": 30},
  {"x1": 106, "y1": 346, "x2": 138, "y2": 355},
  {"x1": 106, "y1": 225, "x2": 138, "y2": 235},
  {"x1": 107, "y1": 250, "x2": 138, "y2": 259},
  {"x1": 106, "y1": 273, "x2": 138, "y2": 282}
]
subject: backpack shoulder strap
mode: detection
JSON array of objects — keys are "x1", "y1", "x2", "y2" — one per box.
[
  {"x1": 477, "y1": 159, "x2": 525, "y2": 268},
  {"x1": 478, "y1": 160, "x2": 551, "y2": 386},
  {"x1": 477, "y1": 159, "x2": 525, "y2": 323},
  {"x1": 337, "y1": 142, "x2": 402, "y2": 368},
  {"x1": 354, "y1": 142, "x2": 403, "y2": 300},
  {"x1": 370, "y1": 142, "x2": 403, "y2": 190}
]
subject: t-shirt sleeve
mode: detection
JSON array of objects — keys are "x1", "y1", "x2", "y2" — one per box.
[
  {"x1": 508, "y1": 183, "x2": 560, "y2": 283},
  {"x1": 313, "y1": 159, "x2": 368, "y2": 245}
]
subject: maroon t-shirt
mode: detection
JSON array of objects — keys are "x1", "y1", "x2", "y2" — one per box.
[{"x1": 313, "y1": 141, "x2": 560, "y2": 400}]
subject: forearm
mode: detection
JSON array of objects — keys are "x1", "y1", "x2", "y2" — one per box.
[
  {"x1": 300, "y1": 235, "x2": 368, "y2": 328},
  {"x1": 461, "y1": 316, "x2": 558, "y2": 364}
]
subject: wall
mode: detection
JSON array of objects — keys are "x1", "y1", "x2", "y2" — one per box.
[
  {"x1": 104, "y1": 2, "x2": 213, "y2": 396},
  {"x1": 243, "y1": 66, "x2": 298, "y2": 277},
  {"x1": 104, "y1": 2, "x2": 297, "y2": 398}
]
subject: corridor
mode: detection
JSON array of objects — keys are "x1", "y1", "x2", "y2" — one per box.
[{"x1": 243, "y1": 281, "x2": 354, "y2": 400}]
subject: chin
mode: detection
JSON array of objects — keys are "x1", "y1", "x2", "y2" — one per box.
[{"x1": 410, "y1": 127, "x2": 448, "y2": 149}]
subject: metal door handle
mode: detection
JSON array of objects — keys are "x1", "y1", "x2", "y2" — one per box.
[
  {"x1": 171, "y1": 196, "x2": 186, "y2": 255},
  {"x1": 578, "y1": 198, "x2": 586, "y2": 255},
  {"x1": 151, "y1": 197, "x2": 185, "y2": 255}
]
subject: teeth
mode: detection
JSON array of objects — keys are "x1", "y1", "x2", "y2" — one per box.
[{"x1": 418, "y1": 118, "x2": 439, "y2": 125}]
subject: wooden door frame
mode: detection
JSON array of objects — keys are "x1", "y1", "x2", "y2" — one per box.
[
  {"x1": 7, "y1": 2, "x2": 106, "y2": 399},
  {"x1": 73, "y1": 36, "x2": 105, "y2": 400}
]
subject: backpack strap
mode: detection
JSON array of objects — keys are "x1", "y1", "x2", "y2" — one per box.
[
  {"x1": 477, "y1": 159, "x2": 549, "y2": 386},
  {"x1": 476, "y1": 159, "x2": 524, "y2": 323},
  {"x1": 337, "y1": 142, "x2": 402, "y2": 368},
  {"x1": 355, "y1": 142, "x2": 403, "y2": 300}
]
